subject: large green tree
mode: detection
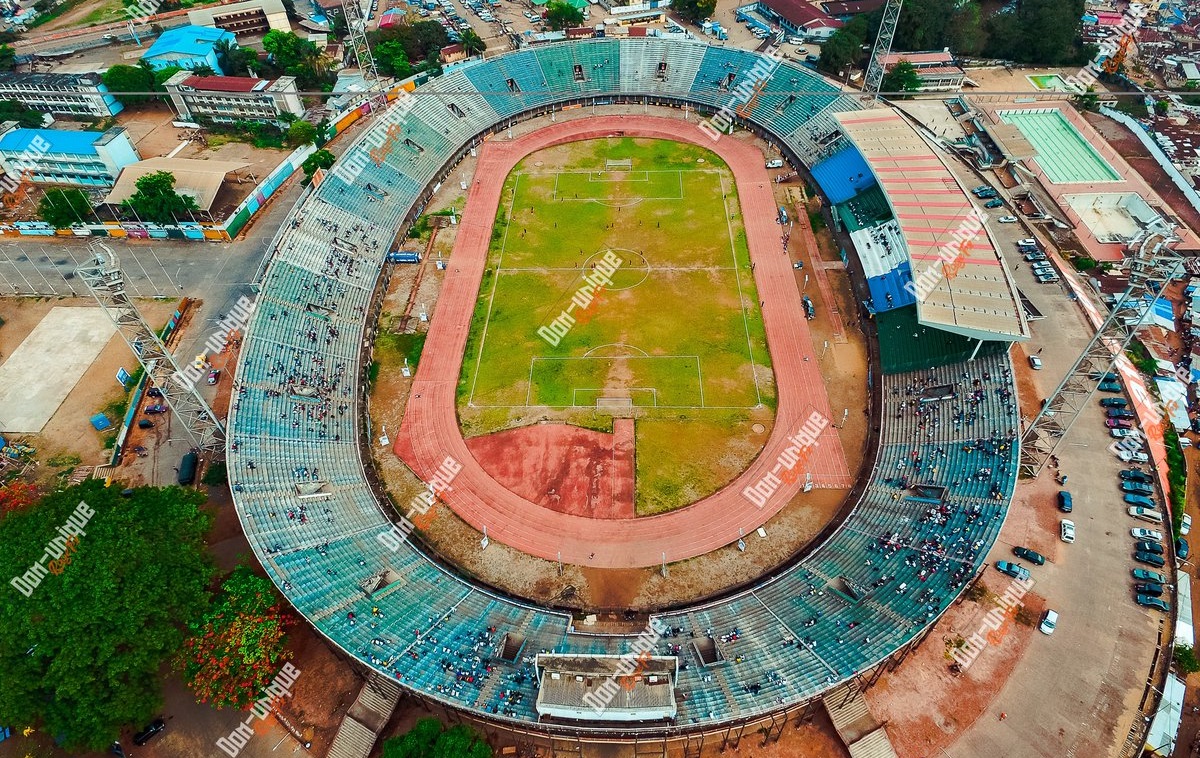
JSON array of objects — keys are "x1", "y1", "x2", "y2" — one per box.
[
  {"x1": 0, "y1": 44, "x2": 17, "y2": 72},
  {"x1": 460, "y1": 28, "x2": 485, "y2": 56},
  {"x1": 373, "y1": 38, "x2": 413, "y2": 78},
  {"x1": 175, "y1": 566, "x2": 295, "y2": 709},
  {"x1": 818, "y1": 13, "x2": 871, "y2": 75},
  {"x1": 262, "y1": 30, "x2": 333, "y2": 89},
  {"x1": 0, "y1": 481, "x2": 213, "y2": 751},
  {"x1": 983, "y1": 0, "x2": 1087, "y2": 65},
  {"x1": 881, "y1": 59, "x2": 922, "y2": 96},
  {"x1": 671, "y1": 0, "x2": 715, "y2": 23},
  {"x1": 38, "y1": 188, "x2": 94, "y2": 227},
  {"x1": 372, "y1": 20, "x2": 449, "y2": 70},
  {"x1": 102, "y1": 63, "x2": 157, "y2": 105},
  {"x1": 286, "y1": 119, "x2": 317, "y2": 147},
  {"x1": 545, "y1": 0, "x2": 583, "y2": 30},
  {"x1": 302, "y1": 148, "x2": 335, "y2": 181},
  {"x1": 382, "y1": 718, "x2": 492, "y2": 758},
  {"x1": 0, "y1": 99, "x2": 46, "y2": 128},
  {"x1": 121, "y1": 170, "x2": 200, "y2": 224}
]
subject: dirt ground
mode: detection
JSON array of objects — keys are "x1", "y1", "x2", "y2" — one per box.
[
  {"x1": 365, "y1": 109, "x2": 873, "y2": 611},
  {"x1": 0, "y1": 297, "x2": 178, "y2": 479}
]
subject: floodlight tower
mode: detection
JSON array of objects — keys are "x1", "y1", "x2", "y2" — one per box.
[
  {"x1": 341, "y1": 0, "x2": 388, "y2": 111},
  {"x1": 76, "y1": 242, "x2": 226, "y2": 455},
  {"x1": 863, "y1": 0, "x2": 903, "y2": 102}
]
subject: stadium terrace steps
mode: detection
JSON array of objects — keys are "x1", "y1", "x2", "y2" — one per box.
[{"x1": 229, "y1": 38, "x2": 1017, "y2": 733}]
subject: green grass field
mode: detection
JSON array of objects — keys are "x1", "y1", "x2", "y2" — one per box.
[{"x1": 458, "y1": 137, "x2": 775, "y2": 513}]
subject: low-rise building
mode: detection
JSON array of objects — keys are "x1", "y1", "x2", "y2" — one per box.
[
  {"x1": 0, "y1": 124, "x2": 140, "y2": 188},
  {"x1": 187, "y1": 0, "x2": 291, "y2": 36},
  {"x1": 162, "y1": 72, "x2": 304, "y2": 127},
  {"x1": 882, "y1": 50, "x2": 965, "y2": 92},
  {"x1": 749, "y1": 0, "x2": 842, "y2": 38},
  {"x1": 0, "y1": 72, "x2": 123, "y2": 118},
  {"x1": 141, "y1": 25, "x2": 236, "y2": 74}
]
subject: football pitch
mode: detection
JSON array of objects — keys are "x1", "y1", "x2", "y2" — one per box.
[{"x1": 458, "y1": 137, "x2": 775, "y2": 512}]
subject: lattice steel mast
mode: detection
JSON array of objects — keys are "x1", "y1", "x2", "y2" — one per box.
[
  {"x1": 1019, "y1": 231, "x2": 1182, "y2": 478},
  {"x1": 341, "y1": 0, "x2": 387, "y2": 111},
  {"x1": 863, "y1": 0, "x2": 902, "y2": 101},
  {"x1": 77, "y1": 242, "x2": 226, "y2": 454}
]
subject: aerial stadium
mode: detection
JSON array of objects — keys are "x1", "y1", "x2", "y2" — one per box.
[{"x1": 230, "y1": 36, "x2": 1034, "y2": 754}]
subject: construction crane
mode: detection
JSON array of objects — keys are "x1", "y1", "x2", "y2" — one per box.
[{"x1": 863, "y1": 0, "x2": 903, "y2": 102}]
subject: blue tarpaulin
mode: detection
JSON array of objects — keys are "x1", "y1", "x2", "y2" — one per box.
[{"x1": 90, "y1": 413, "x2": 112, "y2": 431}]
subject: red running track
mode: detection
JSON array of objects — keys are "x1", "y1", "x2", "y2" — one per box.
[{"x1": 394, "y1": 115, "x2": 851, "y2": 568}]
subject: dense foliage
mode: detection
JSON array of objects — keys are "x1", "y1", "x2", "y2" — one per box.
[
  {"x1": 381, "y1": 718, "x2": 492, "y2": 758},
  {"x1": 120, "y1": 170, "x2": 201, "y2": 224},
  {"x1": 0, "y1": 481, "x2": 213, "y2": 750},
  {"x1": 38, "y1": 188, "x2": 94, "y2": 228}
]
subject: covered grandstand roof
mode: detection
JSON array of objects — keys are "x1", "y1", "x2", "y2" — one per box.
[
  {"x1": 834, "y1": 108, "x2": 1029, "y2": 342},
  {"x1": 534, "y1": 654, "x2": 678, "y2": 722},
  {"x1": 983, "y1": 123, "x2": 1036, "y2": 162},
  {"x1": 103, "y1": 157, "x2": 248, "y2": 211}
]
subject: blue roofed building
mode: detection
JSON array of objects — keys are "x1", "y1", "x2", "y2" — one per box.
[
  {"x1": 0, "y1": 124, "x2": 141, "y2": 188},
  {"x1": 141, "y1": 25, "x2": 236, "y2": 74}
]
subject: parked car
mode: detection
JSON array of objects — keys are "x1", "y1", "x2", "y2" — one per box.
[
  {"x1": 1090, "y1": 372, "x2": 1119, "y2": 381},
  {"x1": 1124, "y1": 494, "x2": 1156, "y2": 508},
  {"x1": 1039, "y1": 609, "x2": 1058, "y2": 635},
  {"x1": 207, "y1": 369, "x2": 221, "y2": 385},
  {"x1": 147, "y1": 387, "x2": 163, "y2": 398},
  {"x1": 1121, "y1": 481, "x2": 1153, "y2": 495},
  {"x1": 1013, "y1": 546, "x2": 1046, "y2": 565},
  {"x1": 1117, "y1": 449, "x2": 1150, "y2": 464},
  {"x1": 133, "y1": 719, "x2": 165, "y2": 746},
  {"x1": 1057, "y1": 490, "x2": 1072, "y2": 513},
  {"x1": 1106, "y1": 418, "x2": 1133, "y2": 429},
  {"x1": 1108, "y1": 409, "x2": 1136, "y2": 419},
  {"x1": 1129, "y1": 506, "x2": 1164, "y2": 523},
  {"x1": 1110, "y1": 428, "x2": 1133, "y2": 439},
  {"x1": 985, "y1": 198, "x2": 1004, "y2": 208},
  {"x1": 1133, "y1": 568, "x2": 1168, "y2": 583},
  {"x1": 996, "y1": 560, "x2": 1031, "y2": 580},
  {"x1": 1100, "y1": 398, "x2": 1128, "y2": 408},
  {"x1": 1136, "y1": 595, "x2": 1171, "y2": 612},
  {"x1": 1120, "y1": 469, "x2": 1152, "y2": 482},
  {"x1": 1135, "y1": 582, "x2": 1165, "y2": 597},
  {"x1": 1024, "y1": 252, "x2": 1047, "y2": 262},
  {"x1": 998, "y1": 215, "x2": 1018, "y2": 223},
  {"x1": 144, "y1": 404, "x2": 167, "y2": 414},
  {"x1": 1135, "y1": 550, "x2": 1166, "y2": 567},
  {"x1": 1177, "y1": 537, "x2": 1190, "y2": 561},
  {"x1": 1135, "y1": 540, "x2": 1164, "y2": 555},
  {"x1": 1131, "y1": 528, "x2": 1164, "y2": 541},
  {"x1": 1181, "y1": 514, "x2": 1193, "y2": 536},
  {"x1": 1018, "y1": 238, "x2": 1038, "y2": 246},
  {"x1": 1099, "y1": 381, "x2": 1124, "y2": 393},
  {"x1": 1035, "y1": 273, "x2": 1061, "y2": 284},
  {"x1": 1029, "y1": 355, "x2": 1043, "y2": 370},
  {"x1": 1060, "y1": 519, "x2": 1076, "y2": 543}
]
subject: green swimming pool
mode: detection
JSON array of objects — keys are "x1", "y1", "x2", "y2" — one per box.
[
  {"x1": 1027, "y1": 74, "x2": 1078, "y2": 92},
  {"x1": 998, "y1": 109, "x2": 1121, "y2": 184}
]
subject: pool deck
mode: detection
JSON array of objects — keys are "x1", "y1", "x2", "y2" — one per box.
[{"x1": 978, "y1": 100, "x2": 1199, "y2": 256}]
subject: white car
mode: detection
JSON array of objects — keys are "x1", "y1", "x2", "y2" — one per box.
[
  {"x1": 1060, "y1": 519, "x2": 1076, "y2": 543},
  {"x1": 1117, "y1": 449, "x2": 1150, "y2": 464},
  {"x1": 998, "y1": 215, "x2": 1018, "y2": 223},
  {"x1": 1039, "y1": 609, "x2": 1058, "y2": 635},
  {"x1": 1029, "y1": 355, "x2": 1043, "y2": 370},
  {"x1": 1183, "y1": 514, "x2": 1193, "y2": 536},
  {"x1": 1132, "y1": 528, "x2": 1165, "y2": 541}
]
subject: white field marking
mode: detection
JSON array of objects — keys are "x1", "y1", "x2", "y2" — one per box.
[
  {"x1": 572, "y1": 387, "x2": 659, "y2": 406},
  {"x1": 528, "y1": 354, "x2": 705, "y2": 409},
  {"x1": 468, "y1": 170, "x2": 523, "y2": 407},
  {"x1": 719, "y1": 169, "x2": 765, "y2": 407}
]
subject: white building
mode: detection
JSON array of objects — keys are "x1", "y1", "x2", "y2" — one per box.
[
  {"x1": 163, "y1": 73, "x2": 304, "y2": 128},
  {"x1": 0, "y1": 72, "x2": 124, "y2": 118}
]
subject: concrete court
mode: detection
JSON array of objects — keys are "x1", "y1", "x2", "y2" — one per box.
[{"x1": 0, "y1": 306, "x2": 115, "y2": 432}]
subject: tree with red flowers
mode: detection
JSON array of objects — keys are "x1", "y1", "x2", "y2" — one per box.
[
  {"x1": 0, "y1": 481, "x2": 39, "y2": 519},
  {"x1": 175, "y1": 566, "x2": 296, "y2": 709}
]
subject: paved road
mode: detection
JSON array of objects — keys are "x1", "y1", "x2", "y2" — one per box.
[{"x1": 939, "y1": 164, "x2": 1161, "y2": 758}]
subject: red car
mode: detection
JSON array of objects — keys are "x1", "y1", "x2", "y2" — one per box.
[{"x1": 1106, "y1": 418, "x2": 1132, "y2": 429}]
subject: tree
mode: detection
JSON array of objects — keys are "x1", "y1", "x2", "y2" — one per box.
[
  {"x1": 460, "y1": 28, "x2": 485, "y2": 56},
  {"x1": 175, "y1": 566, "x2": 295, "y2": 708},
  {"x1": 381, "y1": 718, "x2": 492, "y2": 758},
  {"x1": 215, "y1": 38, "x2": 258, "y2": 77},
  {"x1": 818, "y1": 14, "x2": 871, "y2": 76},
  {"x1": 374, "y1": 20, "x2": 449, "y2": 69},
  {"x1": 38, "y1": 188, "x2": 93, "y2": 228},
  {"x1": 121, "y1": 170, "x2": 200, "y2": 224},
  {"x1": 881, "y1": 60, "x2": 922, "y2": 96},
  {"x1": 1176, "y1": 645, "x2": 1200, "y2": 675},
  {"x1": 189, "y1": 62, "x2": 216, "y2": 77},
  {"x1": 286, "y1": 119, "x2": 317, "y2": 146},
  {"x1": 0, "y1": 44, "x2": 16, "y2": 72},
  {"x1": 373, "y1": 38, "x2": 413, "y2": 78},
  {"x1": 0, "y1": 100, "x2": 46, "y2": 128},
  {"x1": 152, "y1": 64, "x2": 184, "y2": 89},
  {"x1": 984, "y1": 0, "x2": 1087, "y2": 65},
  {"x1": 0, "y1": 481, "x2": 40, "y2": 519},
  {"x1": 302, "y1": 148, "x2": 335, "y2": 182},
  {"x1": 103, "y1": 63, "x2": 157, "y2": 105},
  {"x1": 544, "y1": 0, "x2": 583, "y2": 30},
  {"x1": 672, "y1": 0, "x2": 715, "y2": 24},
  {"x1": 0, "y1": 481, "x2": 213, "y2": 750}
]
